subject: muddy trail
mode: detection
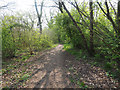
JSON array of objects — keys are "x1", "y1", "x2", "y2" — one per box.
[{"x1": 20, "y1": 44, "x2": 119, "y2": 88}]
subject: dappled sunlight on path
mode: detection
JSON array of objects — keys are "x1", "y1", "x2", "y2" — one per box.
[
  {"x1": 24, "y1": 45, "x2": 72, "y2": 88},
  {"x1": 23, "y1": 44, "x2": 119, "y2": 88}
]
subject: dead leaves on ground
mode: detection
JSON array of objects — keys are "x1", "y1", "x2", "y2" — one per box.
[{"x1": 65, "y1": 59, "x2": 119, "y2": 88}]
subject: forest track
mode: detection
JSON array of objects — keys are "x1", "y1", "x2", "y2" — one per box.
[
  {"x1": 24, "y1": 44, "x2": 74, "y2": 88},
  {"x1": 24, "y1": 44, "x2": 119, "y2": 88}
]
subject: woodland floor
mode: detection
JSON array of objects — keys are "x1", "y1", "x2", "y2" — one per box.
[{"x1": 2, "y1": 45, "x2": 120, "y2": 88}]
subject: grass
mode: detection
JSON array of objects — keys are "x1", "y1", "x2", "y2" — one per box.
[
  {"x1": 63, "y1": 44, "x2": 89, "y2": 60},
  {"x1": 77, "y1": 81, "x2": 88, "y2": 88},
  {"x1": 20, "y1": 74, "x2": 30, "y2": 81}
]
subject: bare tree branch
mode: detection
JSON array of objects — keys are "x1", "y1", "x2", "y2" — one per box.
[
  {"x1": 109, "y1": 0, "x2": 117, "y2": 15},
  {"x1": 34, "y1": 0, "x2": 44, "y2": 34},
  {"x1": 0, "y1": 2, "x2": 15, "y2": 9},
  {"x1": 61, "y1": 1, "x2": 90, "y2": 53},
  {"x1": 105, "y1": 0, "x2": 110, "y2": 15},
  {"x1": 97, "y1": 1, "x2": 118, "y2": 35},
  {"x1": 38, "y1": 5, "x2": 58, "y2": 8},
  {"x1": 97, "y1": 2, "x2": 107, "y2": 15}
]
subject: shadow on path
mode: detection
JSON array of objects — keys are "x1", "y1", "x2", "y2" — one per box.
[
  {"x1": 25, "y1": 45, "x2": 73, "y2": 88},
  {"x1": 24, "y1": 45, "x2": 119, "y2": 88}
]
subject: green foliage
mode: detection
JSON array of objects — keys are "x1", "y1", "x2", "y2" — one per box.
[
  {"x1": 63, "y1": 44, "x2": 88, "y2": 60},
  {"x1": 69, "y1": 77, "x2": 75, "y2": 83},
  {"x1": 21, "y1": 55, "x2": 31, "y2": 61},
  {"x1": 1, "y1": 14, "x2": 53, "y2": 59},
  {"x1": 49, "y1": 2, "x2": 120, "y2": 61},
  {"x1": 1, "y1": 1, "x2": 120, "y2": 87},
  {"x1": 63, "y1": 44, "x2": 73, "y2": 51},
  {"x1": 104, "y1": 62, "x2": 113, "y2": 71},
  {"x1": 2, "y1": 29, "x2": 16, "y2": 58},
  {"x1": 51, "y1": 3, "x2": 120, "y2": 81},
  {"x1": 20, "y1": 74, "x2": 30, "y2": 81},
  {"x1": 77, "y1": 81, "x2": 88, "y2": 88}
]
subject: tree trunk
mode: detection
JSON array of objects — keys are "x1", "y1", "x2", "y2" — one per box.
[
  {"x1": 61, "y1": 2, "x2": 90, "y2": 54},
  {"x1": 117, "y1": 0, "x2": 120, "y2": 36},
  {"x1": 58, "y1": 35, "x2": 61, "y2": 43},
  {"x1": 34, "y1": 0, "x2": 43, "y2": 34},
  {"x1": 116, "y1": 0, "x2": 120, "y2": 72},
  {"x1": 89, "y1": 0, "x2": 94, "y2": 56},
  {"x1": 97, "y1": 1, "x2": 119, "y2": 36}
]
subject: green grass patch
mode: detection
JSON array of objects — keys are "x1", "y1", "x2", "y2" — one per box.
[
  {"x1": 69, "y1": 77, "x2": 75, "y2": 83},
  {"x1": 20, "y1": 73, "x2": 30, "y2": 81},
  {"x1": 63, "y1": 44, "x2": 88, "y2": 60},
  {"x1": 77, "y1": 81, "x2": 88, "y2": 88},
  {"x1": 21, "y1": 55, "x2": 31, "y2": 61}
]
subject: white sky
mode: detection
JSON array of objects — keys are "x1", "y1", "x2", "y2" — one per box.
[
  {"x1": 0, "y1": 0, "x2": 117, "y2": 13},
  {"x1": 0, "y1": 0, "x2": 56, "y2": 12},
  {"x1": 14, "y1": 0, "x2": 34, "y2": 12}
]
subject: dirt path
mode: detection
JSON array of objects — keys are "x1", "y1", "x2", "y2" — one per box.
[
  {"x1": 24, "y1": 45, "x2": 119, "y2": 88},
  {"x1": 24, "y1": 45, "x2": 73, "y2": 88}
]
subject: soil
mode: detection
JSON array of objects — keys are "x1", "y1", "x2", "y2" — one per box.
[
  {"x1": 23, "y1": 45, "x2": 119, "y2": 88},
  {"x1": 2, "y1": 44, "x2": 119, "y2": 88}
]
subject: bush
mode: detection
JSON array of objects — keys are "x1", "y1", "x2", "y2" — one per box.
[{"x1": 2, "y1": 27, "x2": 16, "y2": 58}]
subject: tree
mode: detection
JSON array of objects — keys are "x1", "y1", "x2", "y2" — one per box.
[
  {"x1": 89, "y1": 0, "x2": 94, "y2": 56},
  {"x1": 116, "y1": 0, "x2": 120, "y2": 36},
  {"x1": 97, "y1": 0, "x2": 120, "y2": 36},
  {"x1": 58, "y1": 1, "x2": 90, "y2": 54},
  {"x1": 34, "y1": 0, "x2": 44, "y2": 34}
]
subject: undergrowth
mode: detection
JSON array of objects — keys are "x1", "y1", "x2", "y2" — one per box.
[
  {"x1": 63, "y1": 44, "x2": 120, "y2": 83},
  {"x1": 2, "y1": 44, "x2": 58, "y2": 88}
]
